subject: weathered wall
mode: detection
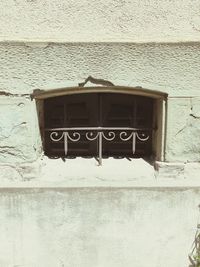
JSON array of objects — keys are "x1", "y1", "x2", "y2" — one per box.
[
  {"x1": 166, "y1": 98, "x2": 200, "y2": 162},
  {"x1": 0, "y1": 187, "x2": 198, "y2": 267},
  {"x1": 0, "y1": 96, "x2": 41, "y2": 164},
  {"x1": 0, "y1": 43, "x2": 199, "y2": 96},
  {"x1": 0, "y1": 1, "x2": 200, "y2": 266},
  {"x1": 0, "y1": 42, "x2": 200, "y2": 164},
  {"x1": 0, "y1": 0, "x2": 200, "y2": 42}
]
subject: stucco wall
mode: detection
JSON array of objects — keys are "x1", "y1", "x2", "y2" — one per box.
[
  {"x1": 0, "y1": 97, "x2": 41, "y2": 164},
  {"x1": 0, "y1": 0, "x2": 200, "y2": 42},
  {"x1": 0, "y1": 42, "x2": 200, "y2": 165},
  {"x1": 0, "y1": 1, "x2": 200, "y2": 266},
  {"x1": 0, "y1": 187, "x2": 198, "y2": 267},
  {"x1": 166, "y1": 98, "x2": 200, "y2": 162},
  {"x1": 0, "y1": 43, "x2": 200, "y2": 96}
]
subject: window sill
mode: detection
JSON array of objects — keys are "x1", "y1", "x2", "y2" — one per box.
[
  {"x1": 1, "y1": 157, "x2": 200, "y2": 188},
  {"x1": 40, "y1": 157, "x2": 156, "y2": 185}
]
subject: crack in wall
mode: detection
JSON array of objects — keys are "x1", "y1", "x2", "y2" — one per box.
[
  {"x1": 0, "y1": 146, "x2": 27, "y2": 160},
  {"x1": 0, "y1": 91, "x2": 30, "y2": 98},
  {"x1": 0, "y1": 122, "x2": 28, "y2": 140},
  {"x1": 190, "y1": 114, "x2": 200, "y2": 119},
  {"x1": 190, "y1": 98, "x2": 200, "y2": 119},
  {"x1": 175, "y1": 126, "x2": 187, "y2": 136},
  {"x1": 175, "y1": 99, "x2": 200, "y2": 137}
]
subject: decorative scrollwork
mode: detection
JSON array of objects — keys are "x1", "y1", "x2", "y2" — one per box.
[
  {"x1": 67, "y1": 132, "x2": 81, "y2": 142},
  {"x1": 136, "y1": 132, "x2": 149, "y2": 141},
  {"x1": 119, "y1": 131, "x2": 134, "y2": 141},
  {"x1": 50, "y1": 132, "x2": 64, "y2": 142},
  {"x1": 48, "y1": 128, "x2": 151, "y2": 165},
  {"x1": 102, "y1": 131, "x2": 115, "y2": 141},
  {"x1": 86, "y1": 132, "x2": 99, "y2": 141}
]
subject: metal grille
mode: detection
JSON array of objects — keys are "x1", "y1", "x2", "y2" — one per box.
[{"x1": 44, "y1": 93, "x2": 153, "y2": 165}]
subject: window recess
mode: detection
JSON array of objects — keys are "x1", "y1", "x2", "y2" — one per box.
[{"x1": 43, "y1": 92, "x2": 154, "y2": 165}]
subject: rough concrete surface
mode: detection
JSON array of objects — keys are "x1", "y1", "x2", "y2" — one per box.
[
  {"x1": 0, "y1": 43, "x2": 200, "y2": 97},
  {"x1": 1, "y1": 158, "x2": 200, "y2": 187},
  {"x1": 0, "y1": 2, "x2": 199, "y2": 265},
  {"x1": 0, "y1": 42, "x2": 200, "y2": 163},
  {"x1": 0, "y1": 96, "x2": 41, "y2": 163},
  {"x1": 2, "y1": 95, "x2": 200, "y2": 164},
  {"x1": 166, "y1": 97, "x2": 200, "y2": 162},
  {"x1": 0, "y1": 0, "x2": 200, "y2": 42},
  {"x1": 0, "y1": 187, "x2": 198, "y2": 267}
]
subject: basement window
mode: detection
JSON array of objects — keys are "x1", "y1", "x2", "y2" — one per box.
[{"x1": 43, "y1": 92, "x2": 154, "y2": 165}]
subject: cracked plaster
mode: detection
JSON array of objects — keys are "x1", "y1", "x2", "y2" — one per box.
[
  {"x1": 165, "y1": 98, "x2": 200, "y2": 162},
  {"x1": 0, "y1": 2, "x2": 200, "y2": 266},
  {"x1": 0, "y1": 42, "x2": 200, "y2": 165},
  {"x1": 0, "y1": 97, "x2": 41, "y2": 164}
]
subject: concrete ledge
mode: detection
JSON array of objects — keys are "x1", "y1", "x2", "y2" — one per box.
[
  {"x1": 155, "y1": 161, "x2": 185, "y2": 179},
  {"x1": 0, "y1": 158, "x2": 200, "y2": 188},
  {"x1": 155, "y1": 161, "x2": 200, "y2": 181}
]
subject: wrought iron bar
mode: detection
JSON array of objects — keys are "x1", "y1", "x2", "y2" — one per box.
[
  {"x1": 46, "y1": 127, "x2": 151, "y2": 166},
  {"x1": 46, "y1": 127, "x2": 151, "y2": 131},
  {"x1": 98, "y1": 132, "x2": 103, "y2": 166}
]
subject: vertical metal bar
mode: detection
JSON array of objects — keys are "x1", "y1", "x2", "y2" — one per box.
[
  {"x1": 132, "y1": 132, "x2": 136, "y2": 155},
  {"x1": 98, "y1": 131, "x2": 103, "y2": 166},
  {"x1": 133, "y1": 98, "x2": 137, "y2": 127},
  {"x1": 64, "y1": 98, "x2": 67, "y2": 126},
  {"x1": 64, "y1": 132, "x2": 68, "y2": 156},
  {"x1": 99, "y1": 93, "x2": 102, "y2": 126}
]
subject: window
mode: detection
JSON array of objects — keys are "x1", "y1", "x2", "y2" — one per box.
[{"x1": 43, "y1": 92, "x2": 154, "y2": 164}]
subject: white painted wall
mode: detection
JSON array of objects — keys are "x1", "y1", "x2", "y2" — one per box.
[
  {"x1": 0, "y1": 42, "x2": 200, "y2": 163},
  {"x1": 0, "y1": 43, "x2": 199, "y2": 97},
  {"x1": 0, "y1": 187, "x2": 198, "y2": 267},
  {"x1": 0, "y1": 97, "x2": 41, "y2": 164},
  {"x1": 166, "y1": 98, "x2": 200, "y2": 162},
  {"x1": 0, "y1": 0, "x2": 200, "y2": 42},
  {"x1": 0, "y1": 1, "x2": 200, "y2": 266}
]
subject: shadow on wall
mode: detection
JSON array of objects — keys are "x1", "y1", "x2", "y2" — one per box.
[{"x1": 189, "y1": 205, "x2": 200, "y2": 267}]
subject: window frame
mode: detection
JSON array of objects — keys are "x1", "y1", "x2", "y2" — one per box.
[{"x1": 33, "y1": 86, "x2": 168, "y2": 164}]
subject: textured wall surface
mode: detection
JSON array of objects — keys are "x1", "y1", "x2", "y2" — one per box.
[
  {"x1": 0, "y1": 97, "x2": 41, "y2": 164},
  {"x1": 166, "y1": 98, "x2": 200, "y2": 162},
  {"x1": 0, "y1": 42, "x2": 200, "y2": 163},
  {"x1": 0, "y1": 0, "x2": 200, "y2": 42},
  {"x1": 0, "y1": 187, "x2": 198, "y2": 267},
  {"x1": 0, "y1": 1, "x2": 200, "y2": 267},
  {"x1": 0, "y1": 43, "x2": 200, "y2": 96}
]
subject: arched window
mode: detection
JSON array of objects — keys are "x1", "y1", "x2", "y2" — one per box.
[{"x1": 33, "y1": 86, "x2": 167, "y2": 165}]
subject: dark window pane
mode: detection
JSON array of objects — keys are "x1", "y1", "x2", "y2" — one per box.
[{"x1": 44, "y1": 93, "x2": 153, "y2": 158}]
